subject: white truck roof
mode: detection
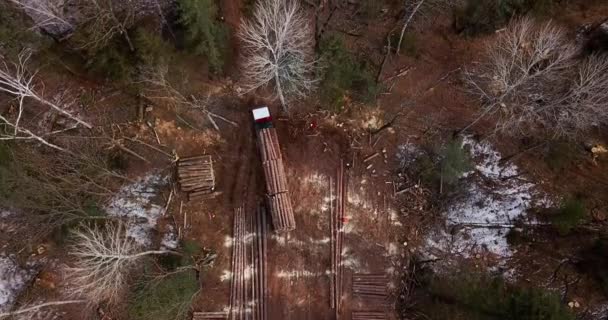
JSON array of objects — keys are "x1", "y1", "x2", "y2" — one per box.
[{"x1": 252, "y1": 107, "x2": 270, "y2": 120}]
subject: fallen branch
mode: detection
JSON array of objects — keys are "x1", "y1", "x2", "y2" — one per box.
[{"x1": 0, "y1": 300, "x2": 86, "y2": 318}]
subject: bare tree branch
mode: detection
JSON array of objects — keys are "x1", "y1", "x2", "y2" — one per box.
[
  {"x1": 66, "y1": 222, "x2": 176, "y2": 305},
  {"x1": 461, "y1": 17, "x2": 608, "y2": 138},
  {"x1": 7, "y1": 0, "x2": 74, "y2": 37},
  {"x1": 0, "y1": 49, "x2": 91, "y2": 151},
  {"x1": 0, "y1": 300, "x2": 86, "y2": 319}
]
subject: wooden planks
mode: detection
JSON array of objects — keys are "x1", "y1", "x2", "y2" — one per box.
[
  {"x1": 352, "y1": 274, "x2": 389, "y2": 303},
  {"x1": 331, "y1": 160, "x2": 347, "y2": 316},
  {"x1": 229, "y1": 206, "x2": 268, "y2": 320},
  {"x1": 256, "y1": 128, "x2": 295, "y2": 233},
  {"x1": 192, "y1": 311, "x2": 228, "y2": 319},
  {"x1": 177, "y1": 155, "x2": 215, "y2": 201},
  {"x1": 267, "y1": 193, "x2": 295, "y2": 232},
  {"x1": 262, "y1": 159, "x2": 288, "y2": 195},
  {"x1": 351, "y1": 311, "x2": 387, "y2": 320}
]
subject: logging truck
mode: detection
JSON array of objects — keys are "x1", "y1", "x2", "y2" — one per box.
[{"x1": 252, "y1": 107, "x2": 295, "y2": 232}]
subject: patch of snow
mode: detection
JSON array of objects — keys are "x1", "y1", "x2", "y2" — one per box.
[
  {"x1": 0, "y1": 255, "x2": 35, "y2": 312},
  {"x1": 589, "y1": 303, "x2": 608, "y2": 320},
  {"x1": 302, "y1": 173, "x2": 328, "y2": 189},
  {"x1": 105, "y1": 174, "x2": 167, "y2": 247},
  {"x1": 423, "y1": 136, "x2": 551, "y2": 268},
  {"x1": 341, "y1": 247, "x2": 368, "y2": 273},
  {"x1": 160, "y1": 225, "x2": 178, "y2": 250},
  {"x1": 397, "y1": 142, "x2": 423, "y2": 168},
  {"x1": 387, "y1": 243, "x2": 399, "y2": 256},
  {"x1": 224, "y1": 236, "x2": 233, "y2": 248},
  {"x1": 276, "y1": 270, "x2": 324, "y2": 279},
  {"x1": 388, "y1": 209, "x2": 402, "y2": 226},
  {"x1": 220, "y1": 270, "x2": 232, "y2": 282}
]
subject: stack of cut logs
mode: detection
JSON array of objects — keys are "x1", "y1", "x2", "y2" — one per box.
[
  {"x1": 192, "y1": 311, "x2": 228, "y2": 319},
  {"x1": 257, "y1": 128, "x2": 295, "y2": 232},
  {"x1": 230, "y1": 206, "x2": 268, "y2": 320},
  {"x1": 352, "y1": 273, "x2": 388, "y2": 303},
  {"x1": 177, "y1": 155, "x2": 215, "y2": 201},
  {"x1": 351, "y1": 311, "x2": 387, "y2": 320},
  {"x1": 330, "y1": 160, "x2": 347, "y2": 315}
]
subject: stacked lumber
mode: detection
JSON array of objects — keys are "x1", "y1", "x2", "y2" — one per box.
[
  {"x1": 256, "y1": 127, "x2": 294, "y2": 233},
  {"x1": 177, "y1": 155, "x2": 215, "y2": 201},
  {"x1": 262, "y1": 158, "x2": 288, "y2": 195},
  {"x1": 230, "y1": 207, "x2": 247, "y2": 320},
  {"x1": 267, "y1": 193, "x2": 295, "y2": 232},
  {"x1": 192, "y1": 311, "x2": 228, "y2": 319},
  {"x1": 249, "y1": 205, "x2": 268, "y2": 320},
  {"x1": 352, "y1": 274, "x2": 388, "y2": 303},
  {"x1": 230, "y1": 206, "x2": 268, "y2": 320},
  {"x1": 351, "y1": 311, "x2": 387, "y2": 320},
  {"x1": 331, "y1": 160, "x2": 347, "y2": 316},
  {"x1": 257, "y1": 129, "x2": 282, "y2": 162}
]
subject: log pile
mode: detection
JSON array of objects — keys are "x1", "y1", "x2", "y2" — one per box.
[
  {"x1": 351, "y1": 311, "x2": 387, "y2": 320},
  {"x1": 267, "y1": 193, "x2": 294, "y2": 232},
  {"x1": 177, "y1": 155, "x2": 215, "y2": 201},
  {"x1": 257, "y1": 128, "x2": 294, "y2": 232},
  {"x1": 352, "y1": 274, "x2": 388, "y2": 303},
  {"x1": 229, "y1": 206, "x2": 268, "y2": 320},
  {"x1": 262, "y1": 158, "x2": 288, "y2": 195},
  {"x1": 192, "y1": 311, "x2": 228, "y2": 319},
  {"x1": 330, "y1": 160, "x2": 347, "y2": 316}
]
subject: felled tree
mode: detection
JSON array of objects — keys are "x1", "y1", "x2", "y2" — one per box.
[
  {"x1": 0, "y1": 49, "x2": 92, "y2": 152},
  {"x1": 465, "y1": 17, "x2": 608, "y2": 138},
  {"x1": 239, "y1": 0, "x2": 317, "y2": 112},
  {"x1": 67, "y1": 223, "x2": 175, "y2": 305}
]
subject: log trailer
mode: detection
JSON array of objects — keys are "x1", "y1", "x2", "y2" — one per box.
[{"x1": 252, "y1": 107, "x2": 295, "y2": 232}]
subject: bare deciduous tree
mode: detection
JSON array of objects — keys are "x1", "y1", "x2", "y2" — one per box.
[
  {"x1": 561, "y1": 54, "x2": 608, "y2": 136},
  {"x1": 138, "y1": 64, "x2": 237, "y2": 130},
  {"x1": 73, "y1": 0, "x2": 135, "y2": 52},
  {"x1": 462, "y1": 17, "x2": 608, "y2": 137},
  {"x1": 7, "y1": 0, "x2": 74, "y2": 38},
  {"x1": 0, "y1": 49, "x2": 92, "y2": 152},
  {"x1": 396, "y1": 0, "x2": 463, "y2": 53},
  {"x1": 67, "y1": 223, "x2": 174, "y2": 305},
  {"x1": 239, "y1": 0, "x2": 317, "y2": 112}
]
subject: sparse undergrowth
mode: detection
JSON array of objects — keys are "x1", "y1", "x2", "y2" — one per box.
[
  {"x1": 453, "y1": 0, "x2": 559, "y2": 35},
  {"x1": 551, "y1": 198, "x2": 587, "y2": 235},
  {"x1": 318, "y1": 35, "x2": 380, "y2": 110},
  {"x1": 178, "y1": 0, "x2": 230, "y2": 74},
  {"x1": 415, "y1": 272, "x2": 575, "y2": 320}
]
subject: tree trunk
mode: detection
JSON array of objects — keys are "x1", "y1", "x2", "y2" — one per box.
[{"x1": 275, "y1": 72, "x2": 288, "y2": 113}]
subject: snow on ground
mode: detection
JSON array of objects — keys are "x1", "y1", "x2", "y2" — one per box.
[
  {"x1": 105, "y1": 173, "x2": 168, "y2": 247},
  {"x1": 160, "y1": 224, "x2": 179, "y2": 250},
  {"x1": 422, "y1": 136, "x2": 551, "y2": 268},
  {"x1": 0, "y1": 255, "x2": 35, "y2": 312}
]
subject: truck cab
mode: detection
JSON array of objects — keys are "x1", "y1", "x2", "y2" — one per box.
[{"x1": 252, "y1": 106, "x2": 273, "y2": 130}]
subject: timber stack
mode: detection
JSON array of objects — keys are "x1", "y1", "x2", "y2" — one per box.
[
  {"x1": 177, "y1": 155, "x2": 215, "y2": 201},
  {"x1": 352, "y1": 273, "x2": 388, "y2": 304},
  {"x1": 351, "y1": 311, "x2": 387, "y2": 320},
  {"x1": 192, "y1": 311, "x2": 228, "y2": 319},
  {"x1": 254, "y1": 110, "x2": 295, "y2": 232}
]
